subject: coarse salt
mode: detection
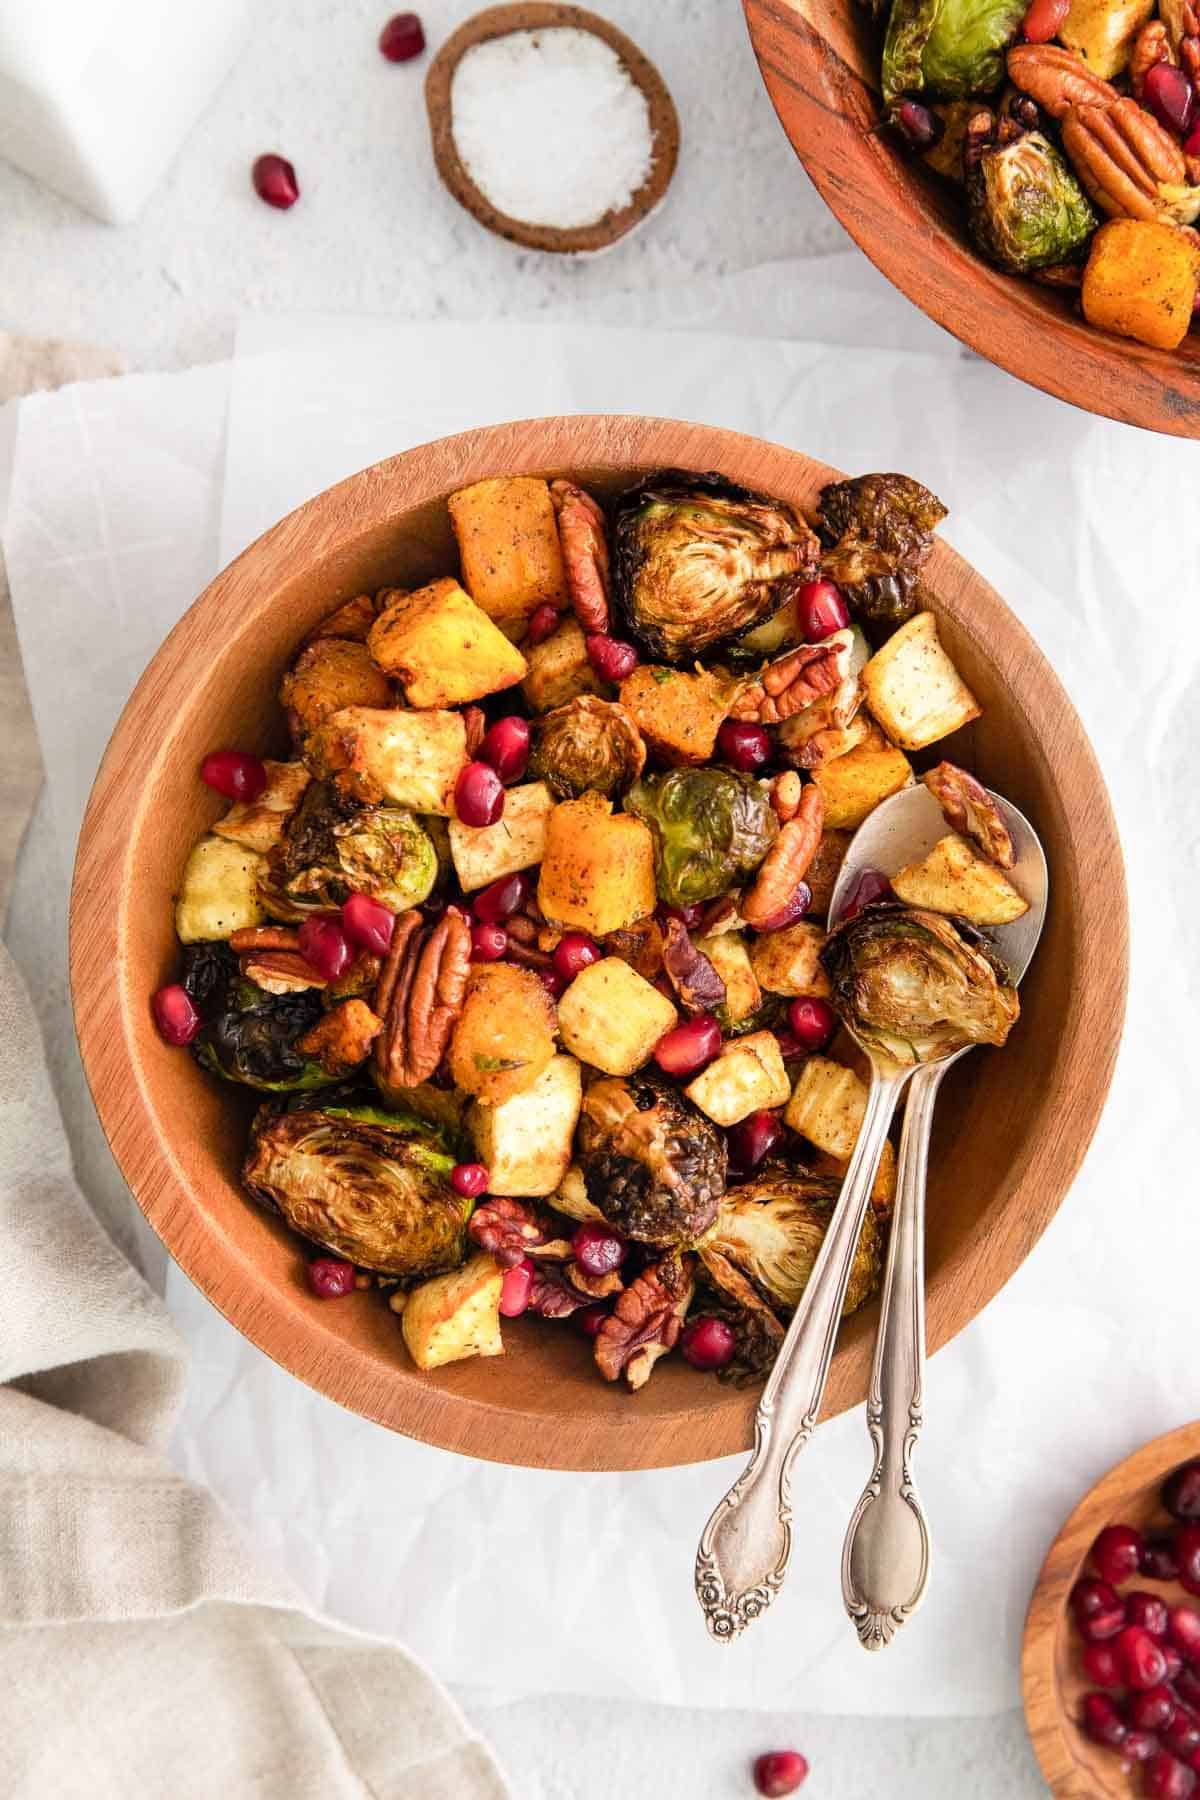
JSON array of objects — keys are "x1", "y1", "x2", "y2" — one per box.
[{"x1": 450, "y1": 27, "x2": 654, "y2": 232}]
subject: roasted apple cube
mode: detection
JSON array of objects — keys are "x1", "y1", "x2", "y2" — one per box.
[
  {"x1": 861, "y1": 611, "x2": 981, "y2": 751},
  {"x1": 175, "y1": 835, "x2": 268, "y2": 943},
  {"x1": 521, "y1": 616, "x2": 603, "y2": 713},
  {"x1": 469, "y1": 1054, "x2": 583, "y2": 1197},
  {"x1": 891, "y1": 832, "x2": 1029, "y2": 926},
  {"x1": 449, "y1": 781, "x2": 555, "y2": 892},
  {"x1": 307, "y1": 706, "x2": 467, "y2": 813},
  {"x1": 696, "y1": 931, "x2": 761, "y2": 1026},
  {"x1": 367, "y1": 577, "x2": 528, "y2": 707},
  {"x1": 749, "y1": 921, "x2": 831, "y2": 998},
  {"x1": 401, "y1": 1253, "x2": 505, "y2": 1370},
  {"x1": 685, "y1": 1030, "x2": 790, "y2": 1127},
  {"x1": 784, "y1": 1055, "x2": 868, "y2": 1160},
  {"x1": 556, "y1": 957, "x2": 678, "y2": 1076},
  {"x1": 212, "y1": 759, "x2": 310, "y2": 854}
]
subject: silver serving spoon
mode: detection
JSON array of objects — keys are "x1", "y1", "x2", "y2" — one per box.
[
  {"x1": 837, "y1": 783, "x2": 1047, "y2": 1650},
  {"x1": 694, "y1": 781, "x2": 1045, "y2": 1645}
]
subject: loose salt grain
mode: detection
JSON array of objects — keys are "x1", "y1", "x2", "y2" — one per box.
[{"x1": 450, "y1": 28, "x2": 654, "y2": 231}]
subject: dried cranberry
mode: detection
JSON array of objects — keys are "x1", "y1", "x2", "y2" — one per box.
[
  {"x1": 553, "y1": 933, "x2": 602, "y2": 982},
  {"x1": 455, "y1": 761, "x2": 505, "y2": 827},
  {"x1": 1145, "y1": 1537, "x2": 1183, "y2": 1582},
  {"x1": 473, "y1": 871, "x2": 529, "y2": 924},
  {"x1": 1080, "y1": 1691, "x2": 1128, "y2": 1749},
  {"x1": 682, "y1": 1317, "x2": 737, "y2": 1372},
  {"x1": 1170, "y1": 1608, "x2": 1200, "y2": 1662},
  {"x1": 499, "y1": 1257, "x2": 534, "y2": 1318},
  {"x1": 525, "y1": 602, "x2": 560, "y2": 646},
  {"x1": 794, "y1": 579, "x2": 851, "y2": 641},
  {"x1": 717, "y1": 720, "x2": 771, "y2": 773},
  {"x1": 341, "y1": 892, "x2": 395, "y2": 955},
  {"x1": 1168, "y1": 1465, "x2": 1200, "y2": 1523},
  {"x1": 151, "y1": 983, "x2": 201, "y2": 1046},
  {"x1": 1021, "y1": 0, "x2": 1069, "y2": 39},
  {"x1": 1118, "y1": 1626, "x2": 1170, "y2": 1691},
  {"x1": 470, "y1": 922, "x2": 507, "y2": 961},
  {"x1": 1092, "y1": 1523, "x2": 1144, "y2": 1585},
  {"x1": 1129, "y1": 1593, "x2": 1172, "y2": 1640},
  {"x1": 654, "y1": 1013, "x2": 722, "y2": 1078},
  {"x1": 573, "y1": 1302, "x2": 610, "y2": 1338},
  {"x1": 451, "y1": 1162, "x2": 490, "y2": 1198},
  {"x1": 200, "y1": 748, "x2": 267, "y2": 802},
  {"x1": 251, "y1": 154, "x2": 299, "y2": 210},
  {"x1": 1145, "y1": 62, "x2": 1197, "y2": 136},
  {"x1": 378, "y1": 12, "x2": 425, "y2": 61},
  {"x1": 787, "y1": 996, "x2": 836, "y2": 1053},
  {"x1": 893, "y1": 101, "x2": 945, "y2": 152},
  {"x1": 1131, "y1": 1688, "x2": 1179, "y2": 1734},
  {"x1": 1144, "y1": 1751, "x2": 1197, "y2": 1798},
  {"x1": 478, "y1": 716, "x2": 530, "y2": 785},
  {"x1": 838, "y1": 867, "x2": 893, "y2": 923},
  {"x1": 572, "y1": 1223, "x2": 627, "y2": 1278},
  {"x1": 727, "y1": 1110, "x2": 784, "y2": 1178},
  {"x1": 297, "y1": 916, "x2": 352, "y2": 980},
  {"x1": 307, "y1": 1258, "x2": 356, "y2": 1298},
  {"x1": 585, "y1": 634, "x2": 638, "y2": 683},
  {"x1": 1083, "y1": 1643, "x2": 1123, "y2": 1688}
]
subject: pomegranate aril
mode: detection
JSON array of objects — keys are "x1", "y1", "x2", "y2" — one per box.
[
  {"x1": 451, "y1": 1162, "x2": 490, "y2": 1198},
  {"x1": 682, "y1": 1316, "x2": 737, "y2": 1373},
  {"x1": 470, "y1": 921, "x2": 508, "y2": 962},
  {"x1": 341, "y1": 892, "x2": 396, "y2": 955},
  {"x1": 838, "y1": 867, "x2": 893, "y2": 922},
  {"x1": 525, "y1": 602, "x2": 560, "y2": 646},
  {"x1": 152, "y1": 983, "x2": 202, "y2": 1046},
  {"x1": 572, "y1": 1222, "x2": 627, "y2": 1278},
  {"x1": 1145, "y1": 1536, "x2": 1183, "y2": 1582},
  {"x1": 585, "y1": 634, "x2": 638, "y2": 683},
  {"x1": 717, "y1": 720, "x2": 771, "y2": 773},
  {"x1": 1186, "y1": 120, "x2": 1200, "y2": 158},
  {"x1": 794, "y1": 578, "x2": 851, "y2": 641},
  {"x1": 1022, "y1": 0, "x2": 1070, "y2": 38},
  {"x1": 1145, "y1": 62, "x2": 1197, "y2": 135},
  {"x1": 1176, "y1": 1668, "x2": 1200, "y2": 1711},
  {"x1": 378, "y1": 11, "x2": 425, "y2": 60},
  {"x1": 1132, "y1": 1688, "x2": 1178, "y2": 1734},
  {"x1": 787, "y1": 996, "x2": 836, "y2": 1053},
  {"x1": 539, "y1": 967, "x2": 567, "y2": 999},
  {"x1": 1166, "y1": 1462, "x2": 1200, "y2": 1522},
  {"x1": 751, "y1": 882, "x2": 812, "y2": 933},
  {"x1": 1092, "y1": 1522, "x2": 1144, "y2": 1585},
  {"x1": 307, "y1": 1258, "x2": 356, "y2": 1299},
  {"x1": 573, "y1": 1302, "x2": 610, "y2": 1338},
  {"x1": 1079, "y1": 1602, "x2": 1130, "y2": 1644},
  {"x1": 478, "y1": 715, "x2": 531, "y2": 785},
  {"x1": 1129, "y1": 1593, "x2": 1173, "y2": 1639},
  {"x1": 1176, "y1": 1524, "x2": 1200, "y2": 1588},
  {"x1": 1144, "y1": 1752, "x2": 1197, "y2": 1798},
  {"x1": 473, "y1": 871, "x2": 529, "y2": 924},
  {"x1": 499, "y1": 1257, "x2": 534, "y2": 1318},
  {"x1": 297, "y1": 916, "x2": 352, "y2": 981},
  {"x1": 1164, "y1": 1646, "x2": 1186, "y2": 1683},
  {"x1": 455, "y1": 761, "x2": 505, "y2": 827},
  {"x1": 657, "y1": 903, "x2": 705, "y2": 930},
  {"x1": 252, "y1": 154, "x2": 300, "y2": 209},
  {"x1": 1081, "y1": 1691, "x2": 1128, "y2": 1749},
  {"x1": 553, "y1": 933, "x2": 602, "y2": 982},
  {"x1": 727, "y1": 1110, "x2": 784, "y2": 1178},
  {"x1": 1166, "y1": 1711, "x2": 1200, "y2": 1757},
  {"x1": 1118, "y1": 1625, "x2": 1170, "y2": 1691},
  {"x1": 200, "y1": 748, "x2": 267, "y2": 802},
  {"x1": 654, "y1": 1013, "x2": 722, "y2": 1078},
  {"x1": 1082, "y1": 1643, "x2": 1123, "y2": 1687},
  {"x1": 1126, "y1": 1732, "x2": 1164, "y2": 1765},
  {"x1": 1170, "y1": 1608, "x2": 1200, "y2": 1661},
  {"x1": 1073, "y1": 1577, "x2": 1123, "y2": 1621}
]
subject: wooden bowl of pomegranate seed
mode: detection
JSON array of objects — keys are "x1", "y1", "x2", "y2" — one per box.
[
  {"x1": 70, "y1": 415, "x2": 1126, "y2": 1470},
  {"x1": 1023, "y1": 1421, "x2": 1200, "y2": 1796},
  {"x1": 742, "y1": 1, "x2": 1200, "y2": 437}
]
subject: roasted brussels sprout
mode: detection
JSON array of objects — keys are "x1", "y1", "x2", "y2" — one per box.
[
  {"x1": 528, "y1": 695, "x2": 646, "y2": 799},
  {"x1": 965, "y1": 118, "x2": 1097, "y2": 274},
  {"x1": 818, "y1": 473, "x2": 947, "y2": 626},
  {"x1": 625, "y1": 768, "x2": 778, "y2": 908},
  {"x1": 705, "y1": 1172, "x2": 881, "y2": 1315},
  {"x1": 261, "y1": 779, "x2": 437, "y2": 918},
  {"x1": 882, "y1": 0, "x2": 1027, "y2": 105},
  {"x1": 821, "y1": 902, "x2": 1020, "y2": 1065},
  {"x1": 612, "y1": 472, "x2": 819, "y2": 662},
  {"x1": 576, "y1": 1075, "x2": 727, "y2": 1245},
  {"x1": 193, "y1": 982, "x2": 330, "y2": 1092},
  {"x1": 243, "y1": 1096, "x2": 466, "y2": 1276}
]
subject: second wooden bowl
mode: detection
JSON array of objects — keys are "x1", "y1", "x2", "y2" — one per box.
[{"x1": 69, "y1": 414, "x2": 1127, "y2": 1470}]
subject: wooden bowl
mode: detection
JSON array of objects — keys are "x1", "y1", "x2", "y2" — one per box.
[
  {"x1": 1023, "y1": 1422, "x2": 1200, "y2": 1794},
  {"x1": 743, "y1": 0, "x2": 1200, "y2": 438},
  {"x1": 69, "y1": 415, "x2": 1127, "y2": 1470},
  {"x1": 425, "y1": 4, "x2": 679, "y2": 254}
]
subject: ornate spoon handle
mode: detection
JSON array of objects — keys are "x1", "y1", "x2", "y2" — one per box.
[
  {"x1": 840, "y1": 1058, "x2": 951, "y2": 1649},
  {"x1": 695, "y1": 1064, "x2": 913, "y2": 1641}
]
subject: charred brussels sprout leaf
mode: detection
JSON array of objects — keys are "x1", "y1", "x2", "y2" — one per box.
[
  {"x1": 706, "y1": 1172, "x2": 881, "y2": 1315},
  {"x1": 180, "y1": 941, "x2": 239, "y2": 1009},
  {"x1": 818, "y1": 472, "x2": 947, "y2": 625},
  {"x1": 625, "y1": 768, "x2": 778, "y2": 908},
  {"x1": 821, "y1": 901, "x2": 1020, "y2": 1065},
  {"x1": 882, "y1": 0, "x2": 1026, "y2": 105},
  {"x1": 262, "y1": 779, "x2": 437, "y2": 918},
  {"x1": 966, "y1": 125, "x2": 1097, "y2": 274},
  {"x1": 612, "y1": 472, "x2": 819, "y2": 662},
  {"x1": 243, "y1": 1098, "x2": 465, "y2": 1276},
  {"x1": 528, "y1": 695, "x2": 647, "y2": 799},
  {"x1": 193, "y1": 985, "x2": 330, "y2": 1092},
  {"x1": 576, "y1": 1075, "x2": 727, "y2": 1245}
]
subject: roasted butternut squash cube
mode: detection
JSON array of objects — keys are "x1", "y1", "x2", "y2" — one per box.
[
  {"x1": 696, "y1": 931, "x2": 761, "y2": 1026},
  {"x1": 279, "y1": 638, "x2": 393, "y2": 745},
  {"x1": 618, "y1": 666, "x2": 738, "y2": 765},
  {"x1": 861, "y1": 612, "x2": 981, "y2": 752},
  {"x1": 1082, "y1": 219, "x2": 1200, "y2": 353},
  {"x1": 469, "y1": 1054, "x2": 583, "y2": 1197},
  {"x1": 307, "y1": 706, "x2": 467, "y2": 812},
  {"x1": 213, "y1": 759, "x2": 310, "y2": 853},
  {"x1": 367, "y1": 578, "x2": 527, "y2": 707},
  {"x1": 175, "y1": 835, "x2": 268, "y2": 942},
  {"x1": 401, "y1": 1253, "x2": 504, "y2": 1370},
  {"x1": 809, "y1": 725, "x2": 913, "y2": 829},
  {"x1": 749, "y1": 921, "x2": 830, "y2": 998},
  {"x1": 448, "y1": 476, "x2": 567, "y2": 630},
  {"x1": 302, "y1": 591, "x2": 381, "y2": 644},
  {"x1": 449, "y1": 781, "x2": 555, "y2": 892},
  {"x1": 449, "y1": 962, "x2": 558, "y2": 1105},
  {"x1": 521, "y1": 617, "x2": 602, "y2": 713},
  {"x1": 556, "y1": 957, "x2": 678, "y2": 1076},
  {"x1": 537, "y1": 792, "x2": 657, "y2": 936},
  {"x1": 685, "y1": 1031, "x2": 790, "y2": 1127},
  {"x1": 784, "y1": 1055, "x2": 868, "y2": 1160},
  {"x1": 891, "y1": 832, "x2": 1029, "y2": 925}
]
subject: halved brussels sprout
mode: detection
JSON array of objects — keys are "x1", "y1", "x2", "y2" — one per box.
[
  {"x1": 575, "y1": 1075, "x2": 727, "y2": 1245},
  {"x1": 612, "y1": 472, "x2": 819, "y2": 662},
  {"x1": 528, "y1": 695, "x2": 646, "y2": 799},
  {"x1": 262, "y1": 779, "x2": 437, "y2": 919},
  {"x1": 624, "y1": 767, "x2": 778, "y2": 908},
  {"x1": 818, "y1": 474, "x2": 947, "y2": 626},
  {"x1": 704, "y1": 1171, "x2": 881, "y2": 1314},
  {"x1": 965, "y1": 121, "x2": 1097, "y2": 274},
  {"x1": 188, "y1": 971, "x2": 331, "y2": 1094},
  {"x1": 883, "y1": 0, "x2": 1027, "y2": 105},
  {"x1": 821, "y1": 901, "x2": 1020, "y2": 1065}
]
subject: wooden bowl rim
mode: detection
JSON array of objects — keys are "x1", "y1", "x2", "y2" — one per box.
[
  {"x1": 68, "y1": 414, "x2": 1128, "y2": 1469},
  {"x1": 742, "y1": 0, "x2": 1200, "y2": 439},
  {"x1": 424, "y1": 3, "x2": 680, "y2": 255},
  {"x1": 1022, "y1": 1420, "x2": 1200, "y2": 1795}
]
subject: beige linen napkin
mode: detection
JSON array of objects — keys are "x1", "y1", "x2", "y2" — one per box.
[{"x1": 0, "y1": 828, "x2": 508, "y2": 1795}]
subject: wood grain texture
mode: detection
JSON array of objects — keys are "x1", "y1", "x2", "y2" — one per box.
[
  {"x1": 1023, "y1": 1422, "x2": 1200, "y2": 1795},
  {"x1": 743, "y1": 0, "x2": 1200, "y2": 438},
  {"x1": 69, "y1": 415, "x2": 1127, "y2": 1470},
  {"x1": 425, "y1": 4, "x2": 679, "y2": 255}
]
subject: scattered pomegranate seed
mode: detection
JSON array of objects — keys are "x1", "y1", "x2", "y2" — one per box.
[
  {"x1": 1118, "y1": 1626, "x2": 1170, "y2": 1691},
  {"x1": 1145, "y1": 63, "x2": 1197, "y2": 136},
  {"x1": 1170, "y1": 1608, "x2": 1200, "y2": 1661},
  {"x1": 1083, "y1": 1643, "x2": 1123, "y2": 1687},
  {"x1": 787, "y1": 996, "x2": 836, "y2": 1053},
  {"x1": 893, "y1": 100, "x2": 945, "y2": 151},
  {"x1": 1165, "y1": 1711, "x2": 1200, "y2": 1758},
  {"x1": 473, "y1": 871, "x2": 529, "y2": 924},
  {"x1": 1176, "y1": 1525, "x2": 1200, "y2": 1589},
  {"x1": 1126, "y1": 1731, "x2": 1165, "y2": 1764},
  {"x1": 341, "y1": 892, "x2": 395, "y2": 955},
  {"x1": 1129, "y1": 1593, "x2": 1172, "y2": 1640},
  {"x1": 751, "y1": 883, "x2": 812, "y2": 933},
  {"x1": 152, "y1": 983, "x2": 202, "y2": 1046},
  {"x1": 553, "y1": 933, "x2": 602, "y2": 982},
  {"x1": 1165, "y1": 1647, "x2": 1186, "y2": 1683},
  {"x1": 572, "y1": 1222, "x2": 627, "y2": 1278},
  {"x1": 654, "y1": 1013, "x2": 722, "y2": 1078},
  {"x1": 1145, "y1": 1537, "x2": 1183, "y2": 1582},
  {"x1": 1167, "y1": 1464, "x2": 1200, "y2": 1522},
  {"x1": 1022, "y1": 0, "x2": 1069, "y2": 38},
  {"x1": 470, "y1": 921, "x2": 508, "y2": 961},
  {"x1": 727, "y1": 1110, "x2": 784, "y2": 1178},
  {"x1": 200, "y1": 748, "x2": 267, "y2": 802},
  {"x1": 451, "y1": 1162, "x2": 489, "y2": 1198},
  {"x1": 478, "y1": 715, "x2": 531, "y2": 785},
  {"x1": 1186, "y1": 120, "x2": 1200, "y2": 158},
  {"x1": 718, "y1": 720, "x2": 771, "y2": 773},
  {"x1": 585, "y1": 634, "x2": 639, "y2": 683},
  {"x1": 525, "y1": 602, "x2": 561, "y2": 646},
  {"x1": 307, "y1": 1258, "x2": 356, "y2": 1298},
  {"x1": 1131, "y1": 1688, "x2": 1178, "y2": 1734},
  {"x1": 1080, "y1": 1600, "x2": 1130, "y2": 1646},
  {"x1": 794, "y1": 578, "x2": 851, "y2": 641},
  {"x1": 1176, "y1": 1669, "x2": 1200, "y2": 1711},
  {"x1": 252, "y1": 154, "x2": 300, "y2": 210},
  {"x1": 1074, "y1": 1578, "x2": 1123, "y2": 1622},
  {"x1": 499, "y1": 1257, "x2": 535, "y2": 1317},
  {"x1": 378, "y1": 11, "x2": 425, "y2": 61},
  {"x1": 682, "y1": 1316, "x2": 737, "y2": 1372},
  {"x1": 752, "y1": 1749, "x2": 809, "y2": 1796},
  {"x1": 539, "y1": 967, "x2": 567, "y2": 999},
  {"x1": 455, "y1": 760, "x2": 505, "y2": 827},
  {"x1": 1092, "y1": 1523, "x2": 1144, "y2": 1586},
  {"x1": 773, "y1": 1029, "x2": 808, "y2": 1061},
  {"x1": 1145, "y1": 1751, "x2": 1197, "y2": 1798},
  {"x1": 838, "y1": 867, "x2": 893, "y2": 922},
  {"x1": 297, "y1": 916, "x2": 352, "y2": 980},
  {"x1": 1081, "y1": 1691, "x2": 1129, "y2": 1749},
  {"x1": 574, "y1": 1302, "x2": 610, "y2": 1338}
]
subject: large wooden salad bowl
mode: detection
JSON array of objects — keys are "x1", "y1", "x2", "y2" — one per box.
[
  {"x1": 70, "y1": 416, "x2": 1127, "y2": 1470},
  {"x1": 743, "y1": 0, "x2": 1200, "y2": 438}
]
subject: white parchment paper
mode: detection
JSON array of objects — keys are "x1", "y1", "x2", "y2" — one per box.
[{"x1": 5, "y1": 257, "x2": 1200, "y2": 1717}]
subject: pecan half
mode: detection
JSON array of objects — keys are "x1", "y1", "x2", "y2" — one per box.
[
  {"x1": 229, "y1": 925, "x2": 302, "y2": 954},
  {"x1": 741, "y1": 784, "x2": 824, "y2": 929},
  {"x1": 922, "y1": 762, "x2": 1015, "y2": 869},
  {"x1": 1163, "y1": 0, "x2": 1200, "y2": 100},
  {"x1": 566, "y1": 1263, "x2": 624, "y2": 1300},
  {"x1": 594, "y1": 1255, "x2": 695, "y2": 1390},
  {"x1": 1061, "y1": 98, "x2": 1191, "y2": 221},
  {"x1": 551, "y1": 479, "x2": 610, "y2": 635},
  {"x1": 372, "y1": 907, "x2": 472, "y2": 1088},
  {"x1": 1007, "y1": 44, "x2": 1118, "y2": 118},
  {"x1": 660, "y1": 917, "x2": 726, "y2": 1016},
  {"x1": 731, "y1": 641, "x2": 847, "y2": 726},
  {"x1": 468, "y1": 1196, "x2": 557, "y2": 1267},
  {"x1": 528, "y1": 1263, "x2": 596, "y2": 1318},
  {"x1": 462, "y1": 704, "x2": 487, "y2": 759},
  {"x1": 240, "y1": 950, "x2": 326, "y2": 993},
  {"x1": 769, "y1": 770, "x2": 803, "y2": 823},
  {"x1": 297, "y1": 997, "x2": 383, "y2": 1076}
]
